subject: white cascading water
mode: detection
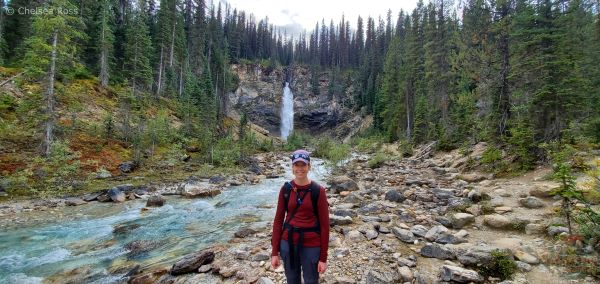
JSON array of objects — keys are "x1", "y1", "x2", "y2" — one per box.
[{"x1": 280, "y1": 82, "x2": 294, "y2": 140}]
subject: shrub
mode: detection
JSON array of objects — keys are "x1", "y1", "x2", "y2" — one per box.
[
  {"x1": 368, "y1": 152, "x2": 389, "y2": 169},
  {"x1": 478, "y1": 250, "x2": 517, "y2": 280}
]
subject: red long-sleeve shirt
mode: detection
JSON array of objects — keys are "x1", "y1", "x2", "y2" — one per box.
[{"x1": 271, "y1": 180, "x2": 330, "y2": 263}]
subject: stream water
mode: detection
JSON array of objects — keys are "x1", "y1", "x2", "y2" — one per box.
[{"x1": 0, "y1": 159, "x2": 330, "y2": 283}]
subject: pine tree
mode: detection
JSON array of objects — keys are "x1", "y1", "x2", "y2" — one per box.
[
  {"x1": 98, "y1": 0, "x2": 115, "y2": 87},
  {"x1": 22, "y1": 0, "x2": 85, "y2": 156},
  {"x1": 124, "y1": 0, "x2": 154, "y2": 97}
]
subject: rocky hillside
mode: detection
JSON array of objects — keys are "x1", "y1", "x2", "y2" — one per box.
[{"x1": 228, "y1": 63, "x2": 369, "y2": 139}]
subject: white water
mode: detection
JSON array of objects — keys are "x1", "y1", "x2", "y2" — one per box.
[{"x1": 281, "y1": 82, "x2": 294, "y2": 140}]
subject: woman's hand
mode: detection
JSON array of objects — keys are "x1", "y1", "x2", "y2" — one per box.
[
  {"x1": 317, "y1": 261, "x2": 327, "y2": 273},
  {"x1": 271, "y1": 256, "x2": 280, "y2": 269}
]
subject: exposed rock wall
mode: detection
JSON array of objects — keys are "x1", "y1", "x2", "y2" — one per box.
[{"x1": 228, "y1": 64, "x2": 359, "y2": 138}]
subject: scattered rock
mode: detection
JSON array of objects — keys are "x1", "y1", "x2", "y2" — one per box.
[
  {"x1": 519, "y1": 196, "x2": 545, "y2": 209},
  {"x1": 330, "y1": 215, "x2": 353, "y2": 226},
  {"x1": 398, "y1": 266, "x2": 413, "y2": 282},
  {"x1": 181, "y1": 182, "x2": 221, "y2": 198},
  {"x1": 364, "y1": 269, "x2": 400, "y2": 284},
  {"x1": 440, "y1": 265, "x2": 483, "y2": 283},
  {"x1": 108, "y1": 187, "x2": 126, "y2": 202},
  {"x1": 410, "y1": 225, "x2": 429, "y2": 238},
  {"x1": 392, "y1": 227, "x2": 416, "y2": 243},
  {"x1": 329, "y1": 176, "x2": 360, "y2": 194},
  {"x1": 345, "y1": 230, "x2": 364, "y2": 242},
  {"x1": 529, "y1": 185, "x2": 554, "y2": 198},
  {"x1": 234, "y1": 228, "x2": 257, "y2": 238},
  {"x1": 458, "y1": 173, "x2": 487, "y2": 183},
  {"x1": 384, "y1": 189, "x2": 405, "y2": 203},
  {"x1": 119, "y1": 161, "x2": 137, "y2": 173},
  {"x1": 547, "y1": 226, "x2": 569, "y2": 237},
  {"x1": 425, "y1": 225, "x2": 449, "y2": 241},
  {"x1": 170, "y1": 249, "x2": 215, "y2": 275},
  {"x1": 450, "y1": 213, "x2": 475, "y2": 229},
  {"x1": 96, "y1": 169, "x2": 112, "y2": 179},
  {"x1": 420, "y1": 243, "x2": 455, "y2": 260},
  {"x1": 146, "y1": 195, "x2": 166, "y2": 207},
  {"x1": 484, "y1": 214, "x2": 511, "y2": 229},
  {"x1": 65, "y1": 198, "x2": 87, "y2": 206},
  {"x1": 257, "y1": 277, "x2": 276, "y2": 284},
  {"x1": 525, "y1": 223, "x2": 546, "y2": 235},
  {"x1": 514, "y1": 250, "x2": 539, "y2": 264}
]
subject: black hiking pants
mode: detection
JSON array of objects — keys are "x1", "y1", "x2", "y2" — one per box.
[{"x1": 280, "y1": 239, "x2": 320, "y2": 284}]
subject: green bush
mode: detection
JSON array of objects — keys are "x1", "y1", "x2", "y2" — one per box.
[
  {"x1": 283, "y1": 131, "x2": 312, "y2": 151},
  {"x1": 368, "y1": 152, "x2": 389, "y2": 169},
  {"x1": 478, "y1": 250, "x2": 517, "y2": 280}
]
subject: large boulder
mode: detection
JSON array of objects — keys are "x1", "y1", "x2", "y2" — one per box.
[
  {"x1": 328, "y1": 176, "x2": 360, "y2": 194},
  {"x1": 420, "y1": 243, "x2": 455, "y2": 260},
  {"x1": 170, "y1": 249, "x2": 215, "y2": 275},
  {"x1": 425, "y1": 225, "x2": 449, "y2": 241},
  {"x1": 146, "y1": 195, "x2": 166, "y2": 207},
  {"x1": 519, "y1": 196, "x2": 545, "y2": 208},
  {"x1": 119, "y1": 161, "x2": 137, "y2": 173},
  {"x1": 440, "y1": 265, "x2": 483, "y2": 283},
  {"x1": 330, "y1": 215, "x2": 353, "y2": 226},
  {"x1": 392, "y1": 227, "x2": 416, "y2": 243},
  {"x1": 364, "y1": 269, "x2": 400, "y2": 284},
  {"x1": 484, "y1": 214, "x2": 511, "y2": 229},
  {"x1": 450, "y1": 213, "x2": 475, "y2": 229},
  {"x1": 385, "y1": 189, "x2": 405, "y2": 203},
  {"x1": 108, "y1": 187, "x2": 126, "y2": 202},
  {"x1": 181, "y1": 182, "x2": 221, "y2": 198}
]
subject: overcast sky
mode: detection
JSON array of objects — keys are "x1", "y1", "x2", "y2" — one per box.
[{"x1": 223, "y1": 0, "x2": 419, "y2": 35}]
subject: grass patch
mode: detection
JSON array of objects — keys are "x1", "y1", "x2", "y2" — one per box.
[{"x1": 478, "y1": 250, "x2": 517, "y2": 280}]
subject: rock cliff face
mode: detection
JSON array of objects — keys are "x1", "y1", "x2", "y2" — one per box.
[{"x1": 228, "y1": 64, "x2": 359, "y2": 138}]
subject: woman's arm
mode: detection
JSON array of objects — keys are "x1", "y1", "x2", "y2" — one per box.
[{"x1": 271, "y1": 186, "x2": 286, "y2": 257}]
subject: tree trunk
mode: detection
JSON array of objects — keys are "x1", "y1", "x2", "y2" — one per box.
[
  {"x1": 44, "y1": 31, "x2": 58, "y2": 157},
  {"x1": 169, "y1": 22, "x2": 175, "y2": 67},
  {"x1": 99, "y1": 9, "x2": 109, "y2": 87},
  {"x1": 156, "y1": 46, "x2": 164, "y2": 96},
  {"x1": 498, "y1": 3, "x2": 511, "y2": 136}
]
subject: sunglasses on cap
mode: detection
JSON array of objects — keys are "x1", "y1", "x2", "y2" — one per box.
[{"x1": 290, "y1": 153, "x2": 310, "y2": 162}]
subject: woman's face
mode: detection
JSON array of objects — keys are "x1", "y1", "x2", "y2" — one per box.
[{"x1": 292, "y1": 161, "x2": 310, "y2": 179}]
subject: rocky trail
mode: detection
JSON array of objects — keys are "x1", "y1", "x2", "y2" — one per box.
[{"x1": 1, "y1": 146, "x2": 598, "y2": 284}]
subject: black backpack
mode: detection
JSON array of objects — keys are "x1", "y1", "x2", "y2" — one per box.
[{"x1": 281, "y1": 181, "x2": 321, "y2": 222}]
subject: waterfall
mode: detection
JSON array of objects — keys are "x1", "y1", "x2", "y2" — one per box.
[{"x1": 281, "y1": 82, "x2": 294, "y2": 140}]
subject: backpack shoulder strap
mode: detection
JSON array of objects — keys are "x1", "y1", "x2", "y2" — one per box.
[
  {"x1": 309, "y1": 181, "x2": 321, "y2": 221},
  {"x1": 282, "y1": 181, "x2": 293, "y2": 213}
]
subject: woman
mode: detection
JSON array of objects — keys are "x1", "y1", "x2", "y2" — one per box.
[{"x1": 271, "y1": 149, "x2": 330, "y2": 284}]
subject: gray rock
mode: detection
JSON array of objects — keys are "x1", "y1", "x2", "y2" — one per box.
[
  {"x1": 65, "y1": 198, "x2": 87, "y2": 206},
  {"x1": 392, "y1": 227, "x2": 416, "y2": 243},
  {"x1": 425, "y1": 225, "x2": 449, "y2": 241},
  {"x1": 332, "y1": 208, "x2": 357, "y2": 218},
  {"x1": 435, "y1": 216, "x2": 453, "y2": 228},
  {"x1": 365, "y1": 269, "x2": 400, "y2": 284},
  {"x1": 440, "y1": 265, "x2": 483, "y2": 283},
  {"x1": 108, "y1": 187, "x2": 126, "y2": 202},
  {"x1": 410, "y1": 225, "x2": 428, "y2": 238},
  {"x1": 146, "y1": 195, "x2": 166, "y2": 207},
  {"x1": 434, "y1": 188, "x2": 455, "y2": 200},
  {"x1": 118, "y1": 161, "x2": 137, "y2": 173},
  {"x1": 366, "y1": 229, "x2": 379, "y2": 240},
  {"x1": 235, "y1": 250, "x2": 250, "y2": 260},
  {"x1": 234, "y1": 227, "x2": 257, "y2": 238},
  {"x1": 525, "y1": 223, "x2": 545, "y2": 235},
  {"x1": 514, "y1": 250, "x2": 539, "y2": 264},
  {"x1": 198, "y1": 264, "x2": 212, "y2": 273},
  {"x1": 330, "y1": 214, "x2": 353, "y2": 226},
  {"x1": 385, "y1": 189, "x2": 406, "y2": 203},
  {"x1": 519, "y1": 196, "x2": 545, "y2": 208},
  {"x1": 483, "y1": 214, "x2": 511, "y2": 229},
  {"x1": 516, "y1": 261, "x2": 532, "y2": 272},
  {"x1": 334, "y1": 277, "x2": 356, "y2": 284},
  {"x1": 346, "y1": 230, "x2": 364, "y2": 242},
  {"x1": 398, "y1": 266, "x2": 413, "y2": 282},
  {"x1": 529, "y1": 186, "x2": 554, "y2": 198},
  {"x1": 451, "y1": 213, "x2": 475, "y2": 229},
  {"x1": 170, "y1": 249, "x2": 215, "y2": 275},
  {"x1": 435, "y1": 233, "x2": 467, "y2": 245},
  {"x1": 420, "y1": 243, "x2": 455, "y2": 260},
  {"x1": 329, "y1": 176, "x2": 360, "y2": 194},
  {"x1": 83, "y1": 192, "x2": 102, "y2": 202},
  {"x1": 181, "y1": 182, "x2": 221, "y2": 198},
  {"x1": 455, "y1": 245, "x2": 511, "y2": 266},
  {"x1": 95, "y1": 169, "x2": 112, "y2": 179},
  {"x1": 547, "y1": 226, "x2": 569, "y2": 237},
  {"x1": 209, "y1": 175, "x2": 226, "y2": 184},
  {"x1": 251, "y1": 252, "x2": 270, "y2": 261},
  {"x1": 397, "y1": 257, "x2": 417, "y2": 268}
]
